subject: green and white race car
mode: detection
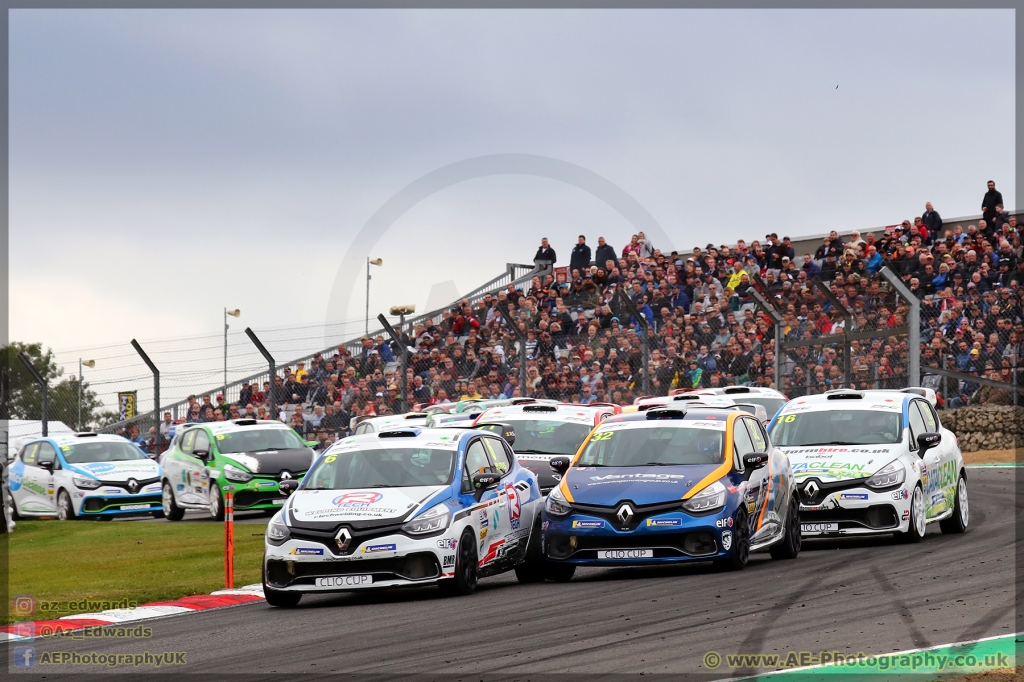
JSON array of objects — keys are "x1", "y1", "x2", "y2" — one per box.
[{"x1": 159, "y1": 419, "x2": 317, "y2": 520}]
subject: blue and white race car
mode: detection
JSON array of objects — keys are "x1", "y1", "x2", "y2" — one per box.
[
  {"x1": 768, "y1": 388, "x2": 968, "y2": 541},
  {"x1": 9, "y1": 433, "x2": 162, "y2": 520},
  {"x1": 262, "y1": 426, "x2": 544, "y2": 607},
  {"x1": 541, "y1": 406, "x2": 801, "y2": 580}
]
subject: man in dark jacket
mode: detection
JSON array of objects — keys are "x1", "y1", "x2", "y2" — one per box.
[
  {"x1": 594, "y1": 236, "x2": 617, "y2": 271},
  {"x1": 533, "y1": 238, "x2": 557, "y2": 266},
  {"x1": 982, "y1": 181, "x2": 1003, "y2": 226},
  {"x1": 922, "y1": 201, "x2": 942, "y2": 237},
  {"x1": 569, "y1": 235, "x2": 592, "y2": 274}
]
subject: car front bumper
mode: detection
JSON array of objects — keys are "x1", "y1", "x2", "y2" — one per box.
[
  {"x1": 263, "y1": 532, "x2": 460, "y2": 593},
  {"x1": 542, "y1": 510, "x2": 734, "y2": 566},
  {"x1": 76, "y1": 484, "x2": 163, "y2": 516},
  {"x1": 799, "y1": 485, "x2": 910, "y2": 536}
]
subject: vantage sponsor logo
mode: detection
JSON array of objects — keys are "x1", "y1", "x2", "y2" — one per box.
[{"x1": 589, "y1": 473, "x2": 687, "y2": 481}]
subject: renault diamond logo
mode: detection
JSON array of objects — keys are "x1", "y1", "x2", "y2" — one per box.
[
  {"x1": 126, "y1": 478, "x2": 139, "y2": 494},
  {"x1": 803, "y1": 481, "x2": 819, "y2": 499},
  {"x1": 616, "y1": 504, "x2": 634, "y2": 526},
  {"x1": 335, "y1": 528, "x2": 352, "y2": 551},
  {"x1": 280, "y1": 471, "x2": 292, "y2": 481}
]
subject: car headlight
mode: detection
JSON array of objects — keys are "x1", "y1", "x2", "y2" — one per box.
[
  {"x1": 401, "y1": 503, "x2": 450, "y2": 535},
  {"x1": 72, "y1": 476, "x2": 101, "y2": 490},
  {"x1": 266, "y1": 514, "x2": 291, "y2": 545},
  {"x1": 682, "y1": 480, "x2": 727, "y2": 514},
  {"x1": 545, "y1": 487, "x2": 573, "y2": 517},
  {"x1": 865, "y1": 460, "x2": 905, "y2": 490},
  {"x1": 223, "y1": 464, "x2": 253, "y2": 483}
]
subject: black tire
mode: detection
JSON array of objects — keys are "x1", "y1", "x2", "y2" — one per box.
[
  {"x1": 899, "y1": 485, "x2": 926, "y2": 543},
  {"x1": 940, "y1": 474, "x2": 969, "y2": 534},
  {"x1": 162, "y1": 481, "x2": 185, "y2": 521},
  {"x1": 439, "y1": 529, "x2": 479, "y2": 596},
  {"x1": 209, "y1": 484, "x2": 225, "y2": 522},
  {"x1": 56, "y1": 490, "x2": 76, "y2": 521},
  {"x1": 770, "y1": 494, "x2": 801, "y2": 560},
  {"x1": 514, "y1": 521, "x2": 546, "y2": 584},
  {"x1": 543, "y1": 563, "x2": 576, "y2": 582},
  {"x1": 263, "y1": 563, "x2": 302, "y2": 607},
  {"x1": 715, "y1": 507, "x2": 750, "y2": 571},
  {"x1": 151, "y1": 509, "x2": 165, "y2": 519}
]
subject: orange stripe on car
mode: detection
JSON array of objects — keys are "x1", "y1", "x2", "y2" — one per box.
[{"x1": 682, "y1": 412, "x2": 738, "y2": 500}]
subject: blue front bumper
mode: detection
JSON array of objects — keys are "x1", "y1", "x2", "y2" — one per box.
[{"x1": 543, "y1": 508, "x2": 737, "y2": 566}]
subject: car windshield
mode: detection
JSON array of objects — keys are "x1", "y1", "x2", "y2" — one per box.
[
  {"x1": 304, "y1": 446, "x2": 456, "y2": 489},
  {"x1": 770, "y1": 410, "x2": 903, "y2": 446},
  {"x1": 739, "y1": 397, "x2": 787, "y2": 419},
  {"x1": 62, "y1": 441, "x2": 147, "y2": 464},
  {"x1": 578, "y1": 425, "x2": 725, "y2": 466},
  {"x1": 503, "y1": 419, "x2": 594, "y2": 455},
  {"x1": 216, "y1": 428, "x2": 307, "y2": 454}
]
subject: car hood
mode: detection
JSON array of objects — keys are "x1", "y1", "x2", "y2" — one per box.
[
  {"x1": 69, "y1": 460, "x2": 159, "y2": 481},
  {"x1": 778, "y1": 445, "x2": 897, "y2": 483},
  {"x1": 219, "y1": 448, "x2": 313, "y2": 476},
  {"x1": 288, "y1": 485, "x2": 447, "y2": 523},
  {"x1": 564, "y1": 464, "x2": 722, "y2": 506}
]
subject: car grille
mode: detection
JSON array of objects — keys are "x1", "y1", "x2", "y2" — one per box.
[
  {"x1": 233, "y1": 489, "x2": 288, "y2": 509},
  {"x1": 797, "y1": 477, "x2": 872, "y2": 506},
  {"x1": 95, "y1": 477, "x2": 160, "y2": 494},
  {"x1": 802, "y1": 505, "x2": 898, "y2": 530},
  {"x1": 82, "y1": 495, "x2": 161, "y2": 512},
  {"x1": 289, "y1": 521, "x2": 409, "y2": 556},
  {"x1": 546, "y1": 531, "x2": 718, "y2": 559},
  {"x1": 570, "y1": 500, "x2": 686, "y2": 531},
  {"x1": 266, "y1": 553, "x2": 440, "y2": 587}
]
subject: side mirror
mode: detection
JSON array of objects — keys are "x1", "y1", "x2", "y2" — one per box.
[
  {"x1": 304, "y1": 440, "x2": 319, "y2": 448},
  {"x1": 471, "y1": 472, "x2": 500, "y2": 501},
  {"x1": 916, "y1": 432, "x2": 941, "y2": 456},
  {"x1": 549, "y1": 456, "x2": 571, "y2": 476},
  {"x1": 742, "y1": 452, "x2": 769, "y2": 471},
  {"x1": 38, "y1": 460, "x2": 54, "y2": 473},
  {"x1": 279, "y1": 480, "x2": 299, "y2": 495},
  {"x1": 193, "y1": 449, "x2": 210, "y2": 461}
]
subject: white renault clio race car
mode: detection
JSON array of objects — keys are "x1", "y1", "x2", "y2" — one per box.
[
  {"x1": 9, "y1": 433, "x2": 161, "y2": 520},
  {"x1": 768, "y1": 389, "x2": 968, "y2": 542},
  {"x1": 262, "y1": 426, "x2": 544, "y2": 607}
]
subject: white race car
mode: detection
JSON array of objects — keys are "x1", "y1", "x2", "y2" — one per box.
[
  {"x1": 685, "y1": 386, "x2": 789, "y2": 421},
  {"x1": 352, "y1": 412, "x2": 429, "y2": 435},
  {"x1": 262, "y1": 426, "x2": 544, "y2": 607},
  {"x1": 9, "y1": 433, "x2": 162, "y2": 520},
  {"x1": 768, "y1": 388, "x2": 967, "y2": 541}
]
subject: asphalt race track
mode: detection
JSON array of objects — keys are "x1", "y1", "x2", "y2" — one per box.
[{"x1": 9, "y1": 468, "x2": 1016, "y2": 681}]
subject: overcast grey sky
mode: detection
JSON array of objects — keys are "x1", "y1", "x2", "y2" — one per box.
[{"x1": 11, "y1": 9, "x2": 1015, "y2": 355}]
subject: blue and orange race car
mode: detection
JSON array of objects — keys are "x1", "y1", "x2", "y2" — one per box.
[{"x1": 540, "y1": 405, "x2": 800, "y2": 580}]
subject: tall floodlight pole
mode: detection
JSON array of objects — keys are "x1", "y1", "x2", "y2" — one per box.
[
  {"x1": 366, "y1": 258, "x2": 383, "y2": 336},
  {"x1": 78, "y1": 358, "x2": 95, "y2": 430},
  {"x1": 224, "y1": 308, "x2": 241, "y2": 399}
]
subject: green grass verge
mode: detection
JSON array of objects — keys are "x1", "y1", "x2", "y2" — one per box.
[{"x1": 6, "y1": 520, "x2": 266, "y2": 624}]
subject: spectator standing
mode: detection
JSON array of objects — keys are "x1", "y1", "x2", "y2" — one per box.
[
  {"x1": 923, "y1": 202, "x2": 942, "y2": 238},
  {"x1": 569, "y1": 235, "x2": 592, "y2": 274},
  {"x1": 637, "y1": 232, "x2": 655, "y2": 259},
  {"x1": 594, "y1": 237, "x2": 617, "y2": 271},
  {"x1": 534, "y1": 238, "x2": 557, "y2": 266},
  {"x1": 982, "y1": 181, "x2": 1004, "y2": 227}
]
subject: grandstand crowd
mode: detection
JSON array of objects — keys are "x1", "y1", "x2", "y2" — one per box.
[{"x1": 144, "y1": 181, "x2": 1022, "y2": 451}]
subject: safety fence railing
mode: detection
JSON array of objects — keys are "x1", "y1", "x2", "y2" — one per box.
[{"x1": 93, "y1": 262, "x2": 545, "y2": 436}]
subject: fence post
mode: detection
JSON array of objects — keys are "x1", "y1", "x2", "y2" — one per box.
[
  {"x1": 131, "y1": 340, "x2": 160, "y2": 452},
  {"x1": 377, "y1": 314, "x2": 408, "y2": 413},
  {"x1": 496, "y1": 304, "x2": 528, "y2": 399},
  {"x1": 616, "y1": 290, "x2": 650, "y2": 395},
  {"x1": 245, "y1": 328, "x2": 277, "y2": 418},
  {"x1": 17, "y1": 352, "x2": 48, "y2": 436},
  {"x1": 812, "y1": 279, "x2": 852, "y2": 388},
  {"x1": 747, "y1": 288, "x2": 785, "y2": 392},
  {"x1": 878, "y1": 266, "x2": 920, "y2": 387},
  {"x1": 224, "y1": 487, "x2": 234, "y2": 589}
]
